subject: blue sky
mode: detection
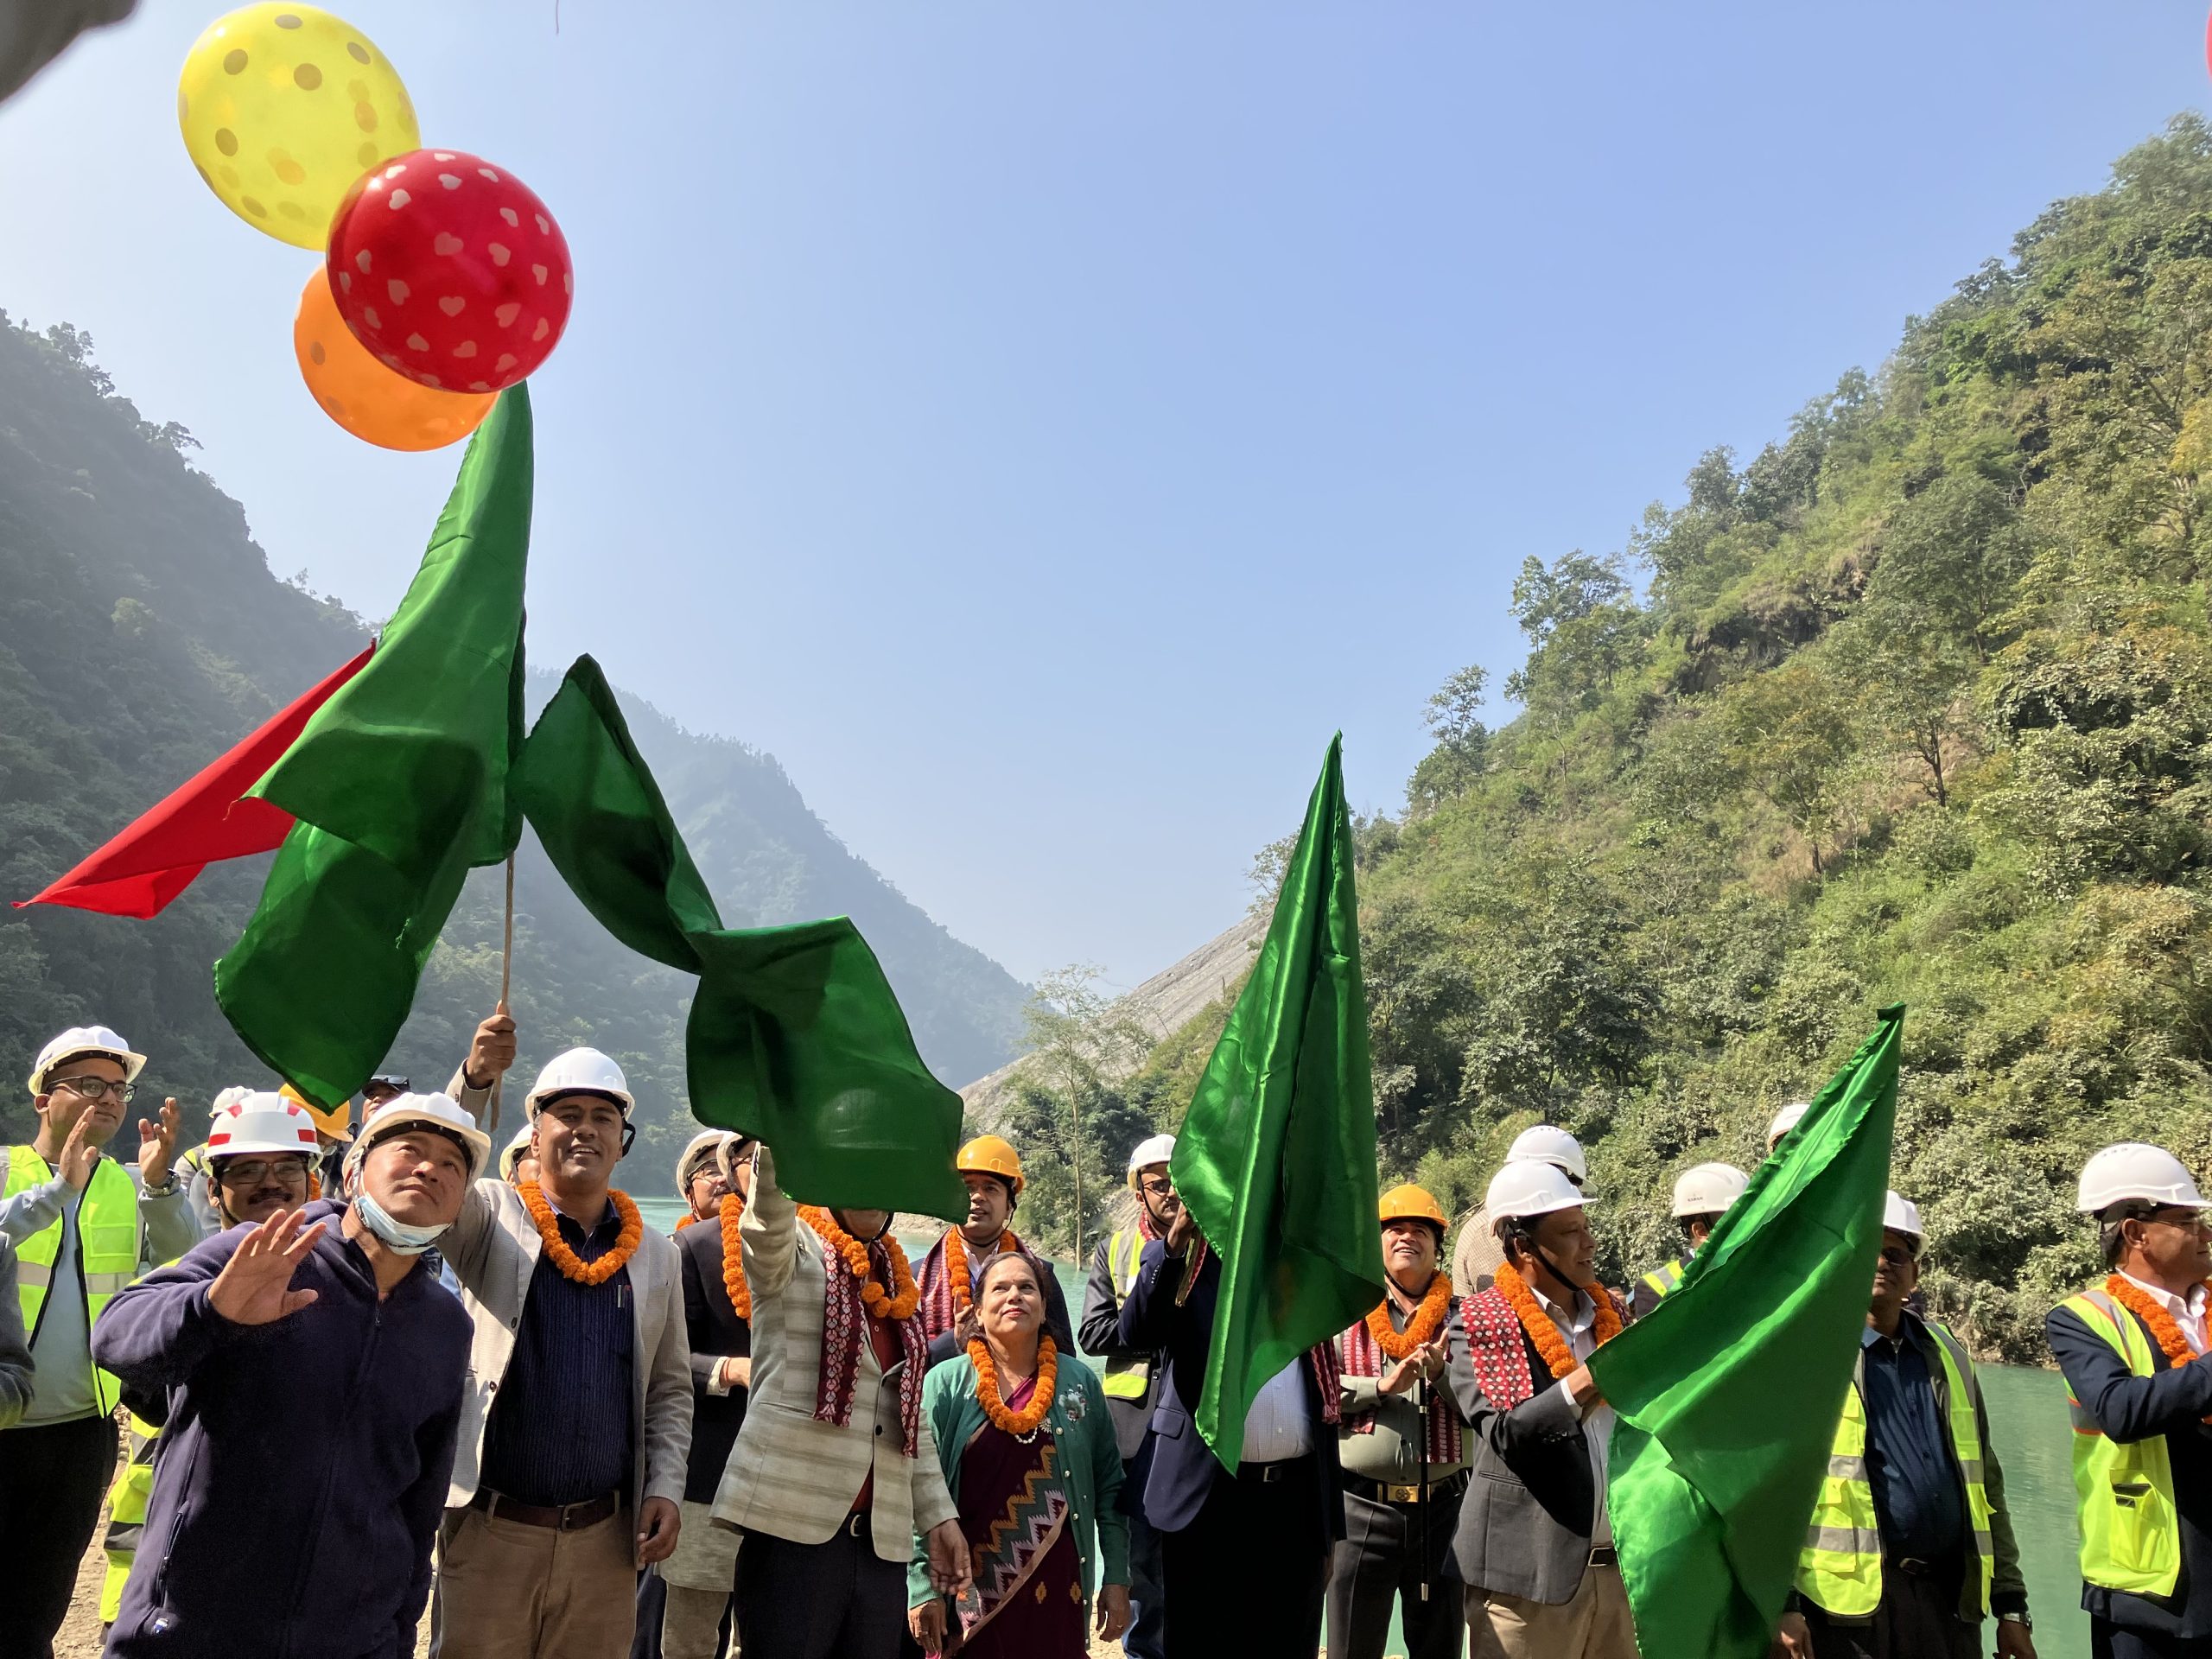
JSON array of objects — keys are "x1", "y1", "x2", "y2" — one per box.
[{"x1": 1, "y1": 1, "x2": 2203, "y2": 989}]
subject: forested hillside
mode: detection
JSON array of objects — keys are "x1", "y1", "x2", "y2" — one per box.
[
  {"x1": 0, "y1": 314, "x2": 1025, "y2": 1162},
  {"x1": 1350, "y1": 115, "x2": 2212, "y2": 1362}
]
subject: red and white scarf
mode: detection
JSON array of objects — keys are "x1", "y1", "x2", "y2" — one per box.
[
  {"x1": 814, "y1": 1233, "x2": 926, "y2": 1457},
  {"x1": 915, "y1": 1226, "x2": 1038, "y2": 1344},
  {"x1": 1338, "y1": 1300, "x2": 1462, "y2": 1465},
  {"x1": 1460, "y1": 1288, "x2": 1540, "y2": 1409}
]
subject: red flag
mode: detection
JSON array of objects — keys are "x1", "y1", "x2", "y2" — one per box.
[{"x1": 17, "y1": 645, "x2": 374, "y2": 918}]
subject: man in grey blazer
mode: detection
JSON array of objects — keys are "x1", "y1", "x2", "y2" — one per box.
[
  {"x1": 712, "y1": 1142, "x2": 969, "y2": 1659},
  {"x1": 441, "y1": 1011, "x2": 693, "y2": 1659},
  {"x1": 1446, "y1": 1159, "x2": 1634, "y2": 1659}
]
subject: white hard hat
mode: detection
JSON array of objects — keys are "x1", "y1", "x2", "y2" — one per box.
[
  {"x1": 1485, "y1": 1159, "x2": 1592, "y2": 1224},
  {"x1": 29, "y1": 1025, "x2": 149, "y2": 1094},
  {"x1": 525, "y1": 1047, "x2": 634, "y2": 1116},
  {"x1": 498, "y1": 1119, "x2": 535, "y2": 1181},
  {"x1": 1767, "y1": 1101, "x2": 1811, "y2": 1148},
  {"x1": 1128, "y1": 1134, "x2": 1177, "y2": 1175},
  {"x1": 1672, "y1": 1162, "x2": 1750, "y2": 1220},
  {"x1": 344, "y1": 1092, "x2": 493, "y2": 1181},
  {"x1": 1883, "y1": 1190, "x2": 1924, "y2": 1249},
  {"x1": 207, "y1": 1085, "x2": 252, "y2": 1118},
  {"x1": 205, "y1": 1093, "x2": 321, "y2": 1162},
  {"x1": 1506, "y1": 1124, "x2": 1586, "y2": 1185},
  {"x1": 677, "y1": 1129, "x2": 729, "y2": 1191},
  {"x1": 2077, "y1": 1144, "x2": 2211, "y2": 1215}
]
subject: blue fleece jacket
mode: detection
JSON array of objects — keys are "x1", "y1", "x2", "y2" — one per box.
[{"x1": 91, "y1": 1200, "x2": 471, "y2": 1659}]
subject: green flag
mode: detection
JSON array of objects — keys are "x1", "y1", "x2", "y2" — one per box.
[
  {"x1": 512, "y1": 655, "x2": 968, "y2": 1221},
  {"x1": 1172, "y1": 734, "x2": 1384, "y2": 1471},
  {"x1": 1590, "y1": 1006, "x2": 1903, "y2": 1659},
  {"x1": 213, "y1": 387, "x2": 534, "y2": 1106}
]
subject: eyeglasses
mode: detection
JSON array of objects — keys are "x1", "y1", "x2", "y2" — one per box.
[
  {"x1": 1878, "y1": 1244, "x2": 1917, "y2": 1266},
  {"x1": 51, "y1": 1076, "x2": 134, "y2": 1104},
  {"x1": 1138, "y1": 1178, "x2": 1175, "y2": 1198},
  {"x1": 215, "y1": 1159, "x2": 311, "y2": 1188}
]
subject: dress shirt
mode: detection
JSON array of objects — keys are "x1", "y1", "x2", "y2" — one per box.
[
  {"x1": 1859, "y1": 1320, "x2": 1965, "y2": 1564},
  {"x1": 1535, "y1": 1283, "x2": 1613, "y2": 1546},
  {"x1": 1241, "y1": 1357, "x2": 1315, "y2": 1464},
  {"x1": 2121, "y1": 1271, "x2": 2211, "y2": 1352}
]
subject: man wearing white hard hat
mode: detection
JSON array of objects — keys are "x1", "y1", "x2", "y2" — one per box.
[
  {"x1": 676, "y1": 1128, "x2": 737, "y2": 1231},
  {"x1": 1631, "y1": 1161, "x2": 1750, "y2": 1319},
  {"x1": 93, "y1": 1091, "x2": 484, "y2": 1658},
  {"x1": 98, "y1": 1092, "x2": 326, "y2": 1627},
  {"x1": 1451, "y1": 1123, "x2": 1586, "y2": 1299},
  {"x1": 1777, "y1": 1193, "x2": 2034, "y2": 1659},
  {"x1": 2048, "y1": 1144, "x2": 2212, "y2": 1658},
  {"x1": 1447, "y1": 1158, "x2": 1631, "y2": 1659},
  {"x1": 1076, "y1": 1132, "x2": 1182, "y2": 1659},
  {"x1": 1767, "y1": 1100, "x2": 1813, "y2": 1154},
  {"x1": 0, "y1": 1023, "x2": 200, "y2": 1658},
  {"x1": 442, "y1": 1015, "x2": 693, "y2": 1658}
]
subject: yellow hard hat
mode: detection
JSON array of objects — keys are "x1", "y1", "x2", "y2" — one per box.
[
  {"x1": 1379, "y1": 1183, "x2": 1447, "y2": 1231},
  {"x1": 957, "y1": 1134, "x2": 1025, "y2": 1196},
  {"x1": 280, "y1": 1082, "x2": 353, "y2": 1144}
]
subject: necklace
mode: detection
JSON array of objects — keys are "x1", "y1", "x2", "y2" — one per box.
[
  {"x1": 718, "y1": 1191, "x2": 751, "y2": 1319},
  {"x1": 942, "y1": 1224, "x2": 1019, "y2": 1316},
  {"x1": 1493, "y1": 1261, "x2": 1619, "y2": 1380},
  {"x1": 1368, "y1": 1271, "x2": 1452, "y2": 1360},
  {"x1": 801, "y1": 1206, "x2": 919, "y2": 1321},
  {"x1": 519, "y1": 1181, "x2": 643, "y2": 1287},
  {"x1": 970, "y1": 1332, "x2": 1058, "y2": 1440}
]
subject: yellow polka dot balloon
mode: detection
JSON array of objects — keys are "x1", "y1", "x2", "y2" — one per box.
[{"x1": 178, "y1": 3, "x2": 419, "y2": 250}]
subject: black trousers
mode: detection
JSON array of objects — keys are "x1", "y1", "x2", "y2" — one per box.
[
  {"x1": 0, "y1": 1414, "x2": 118, "y2": 1659},
  {"x1": 1161, "y1": 1452, "x2": 1329, "y2": 1659},
  {"x1": 1804, "y1": 1562, "x2": 1976, "y2": 1659},
  {"x1": 1326, "y1": 1484, "x2": 1464, "y2": 1659},
  {"x1": 2094, "y1": 1621, "x2": 2212, "y2": 1659},
  {"x1": 735, "y1": 1522, "x2": 905, "y2": 1659}
]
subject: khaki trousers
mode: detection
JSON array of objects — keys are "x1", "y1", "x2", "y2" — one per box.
[
  {"x1": 1465, "y1": 1562, "x2": 1637, "y2": 1659},
  {"x1": 437, "y1": 1502, "x2": 638, "y2": 1659}
]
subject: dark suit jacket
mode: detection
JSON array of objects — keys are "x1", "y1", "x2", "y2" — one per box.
[
  {"x1": 919, "y1": 1253, "x2": 1076, "y2": 1370},
  {"x1": 1116, "y1": 1236, "x2": 1344, "y2": 1541},
  {"x1": 1446, "y1": 1295, "x2": 1600, "y2": 1605},
  {"x1": 677, "y1": 1219, "x2": 752, "y2": 1506},
  {"x1": 1080, "y1": 1235, "x2": 1159, "y2": 1462},
  {"x1": 2050, "y1": 1294, "x2": 2212, "y2": 1638}
]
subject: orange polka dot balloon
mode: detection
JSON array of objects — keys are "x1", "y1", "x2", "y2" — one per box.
[
  {"x1": 325, "y1": 149, "x2": 573, "y2": 394},
  {"x1": 294, "y1": 267, "x2": 493, "y2": 451}
]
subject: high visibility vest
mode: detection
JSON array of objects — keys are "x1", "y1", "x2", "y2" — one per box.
[
  {"x1": 1641, "y1": 1260, "x2": 1684, "y2": 1301},
  {"x1": 1796, "y1": 1320, "x2": 1997, "y2": 1618},
  {"x1": 99, "y1": 1410, "x2": 162, "y2": 1622},
  {"x1": 1101, "y1": 1226, "x2": 1152, "y2": 1401},
  {"x1": 2059, "y1": 1288, "x2": 2183, "y2": 1598},
  {"x1": 4, "y1": 1144, "x2": 140, "y2": 1416}
]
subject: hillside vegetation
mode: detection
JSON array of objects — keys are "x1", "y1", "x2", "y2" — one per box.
[
  {"x1": 1345, "y1": 115, "x2": 2212, "y2": 1361},
  {"x1": 0, "y1": 314, "x2": 1025, "y2": 1163}
]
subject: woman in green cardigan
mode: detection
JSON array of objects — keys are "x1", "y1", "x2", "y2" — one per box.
[{"x1": 908, "y1": 1252, "x2": 1132, "y2": 1656}]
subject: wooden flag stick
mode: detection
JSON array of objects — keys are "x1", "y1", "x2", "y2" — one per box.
[{"x1": 486, "y1": 850, "x2": 517, "y2": 1135}]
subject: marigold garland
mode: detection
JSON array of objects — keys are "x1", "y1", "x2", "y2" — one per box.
[
  {"x1": 943, "y1": 1224, "x2": 1019, "y2": 1316},
  {"x1": 519, "y1": 1181, "x2": 644, "y2": 1287},
  {"x1": 800, "y1": 1205, "x2": 920, "y2": 1322},
  {"x1": 718, "y1": 1191, "x2": 752, "y2": 1320},
  {"x1": 676, "y1": 1212, "x2": 701, "y2": 1230},
  {"x1": 2106, "y1": 1274, "x2": 2212, "y2": 1418},
  {"x1": 969, "y1": 1332, "x2": 1058, "y2": 1437},
  {"x1": 1493, "y1": 1260, "x2": 1620, "y2": 1380},
  {"x1": 1368, "y1": 1270, "x2": 1454, "y2": 1361}
]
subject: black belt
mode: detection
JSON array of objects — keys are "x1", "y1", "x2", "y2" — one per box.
[
  {"x1": 1588, "y1": 1545, "x2": 1618, "y2": 1568},
  {"x1": 1238, "y1": 1452, "x2": 1315, "y2": 1484},
  {"x1": 470, "y1": 1489, "x2": 620, "y2": 1531},
  {"x1": 1344, "y1": 1470, "x2": 1471, "y2": 1505}
]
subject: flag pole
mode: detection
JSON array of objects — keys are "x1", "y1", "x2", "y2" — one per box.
[{"x1": 487, "y1": 850, "x2": 516, "y2": 1135}]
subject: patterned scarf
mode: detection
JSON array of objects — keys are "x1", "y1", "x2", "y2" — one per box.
[
  {"x1": 1459, "y1": 1288, "x2": 1540, "y2": 1410},
  {"x1": 916, "y1": 1225, "x2": 1031, "y2": 1343},
  {"x1": 1338, "y1": 1301, "x2": 1462, "y2": 1464},
  {"x1": 814, "y1": 1232, "x2": 926, "y2": 1456}
]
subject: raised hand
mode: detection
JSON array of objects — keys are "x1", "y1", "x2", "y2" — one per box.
[
  {"x1": 55, "y1": 1111, "x2": 98, "y2": 1192},
  {"x1": 207, "y1": 1207, "x2": 326, "y2": 1326},
  {"x1": 1164, "y1": 1204, "x2": 1205, "y2": 1258},
  {"x1": 137, "y1": 1097, "x2": 181, "y2": 1188},
  {"x1": 465, "y1": 1004, "x2": 518, "y2": 1091}
]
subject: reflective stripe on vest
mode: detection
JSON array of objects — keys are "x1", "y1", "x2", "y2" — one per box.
[
  {"x1": 1641, "y1": 1260, "x2": 1683, "y2": 1300},
  {"x1": 1101, "y1": 1226, "x2": 1152, "y2": 1400},
  {"x1": 1795, "y1": 1320, "x2": 1998, "y2": 1619},
  {"x1": 4, "y1": 1143, "x2": 138, "y2": 1416},
  {"x1": 2061, "y1": 1288, "x2": 2183, "y2": 1598}
]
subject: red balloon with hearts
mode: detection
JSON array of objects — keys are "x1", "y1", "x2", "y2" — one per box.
[{"x1": 325, "y1": 147, "x2": 572, "y2": 394}]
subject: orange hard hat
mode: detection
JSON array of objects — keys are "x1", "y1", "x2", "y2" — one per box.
[
  {"x1": 957, "y1": 1134, "x2": 1025, "y2": 1196},
  {"x1": 1379, "y1": 1183, "x2": 1447, "y2": 1232},
  {"x1": 279, "y1": 1081, "x2": 353, "y2": 1144}
]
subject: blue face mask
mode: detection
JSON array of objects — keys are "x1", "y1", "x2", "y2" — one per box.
[{"x1": 353, "y1": 1191, "x2": 450, "y2": 1255}]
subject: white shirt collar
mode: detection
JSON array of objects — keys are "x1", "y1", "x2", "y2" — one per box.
[
  {"x1": 2121, "y1": 1272, "x2": 2210, "y2": 1322},
  {"x1": 1532, "y1": 1282, "x2": 1596, "y2": 1335}
]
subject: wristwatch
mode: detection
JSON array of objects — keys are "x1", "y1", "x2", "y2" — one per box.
[{"x1": 1999, "y1": 1612, "x2": 2032, "y2": 1631}]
